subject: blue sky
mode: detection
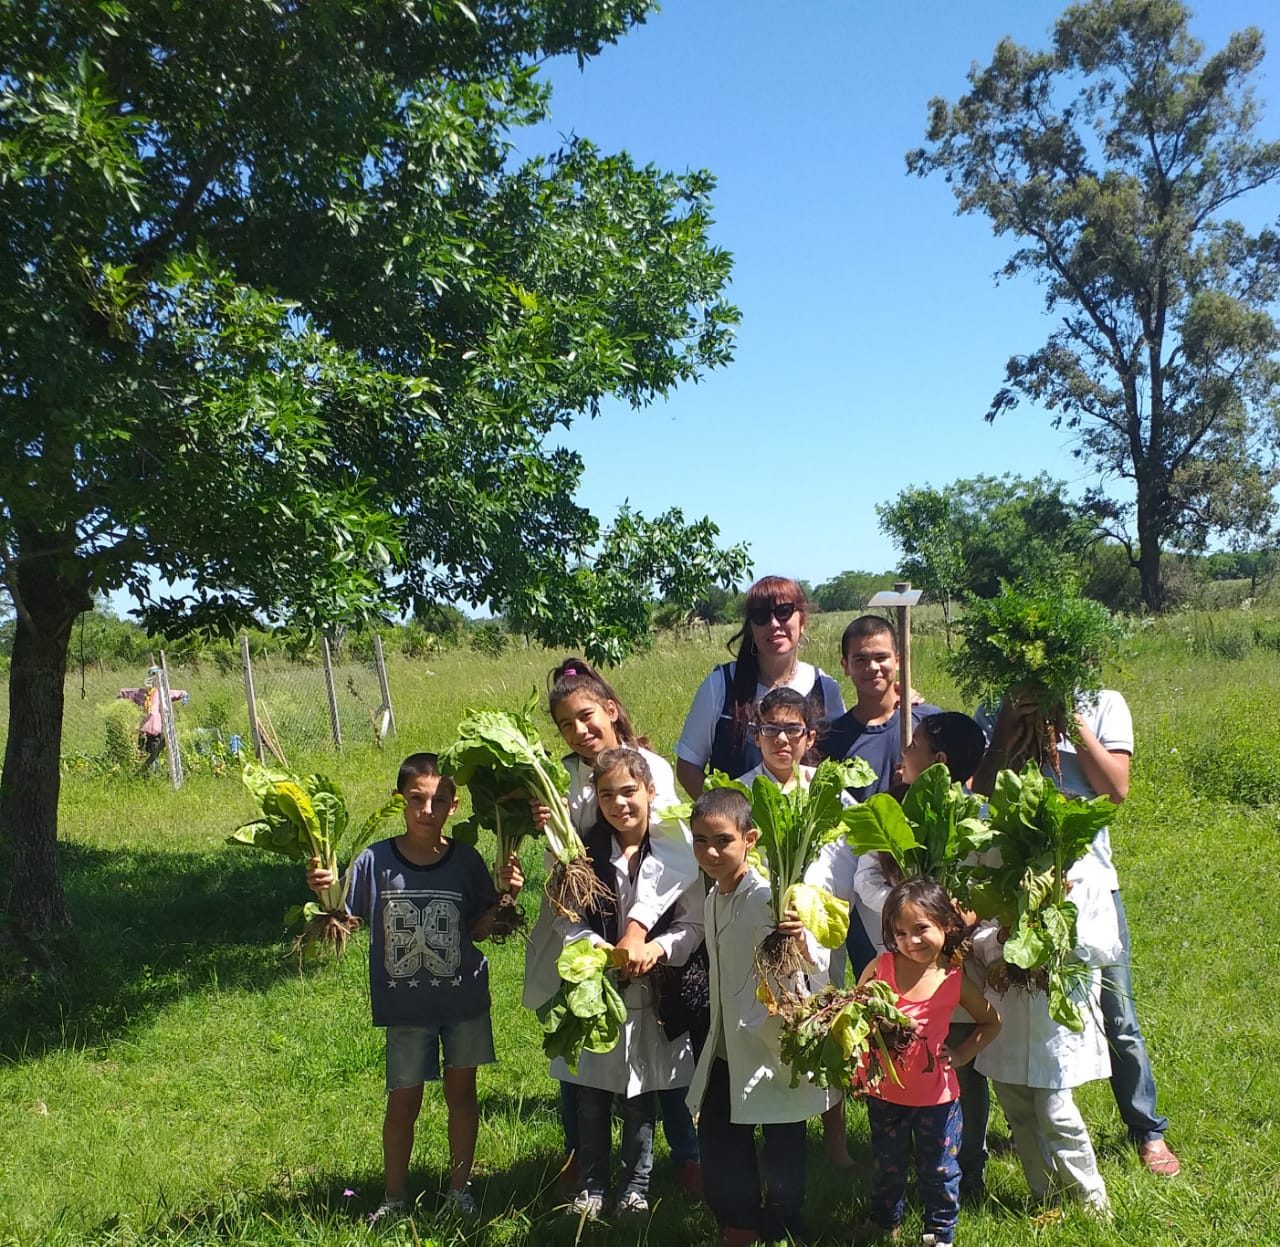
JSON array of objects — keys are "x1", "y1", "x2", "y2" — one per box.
[{"x1": 522, "y1": 0, "x2": 1280, "y2": 589}]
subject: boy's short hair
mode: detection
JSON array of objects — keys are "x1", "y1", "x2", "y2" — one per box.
[
  {"x1": 841, "y1": 614, "x2": 898, "y2": 660},
  {"x1": 916, "y1": 712, "x2": 986, "y2": 785},
  {"x1": 396, "y1": 752, "x2": 457, "y2": 800},
  {"x1": 757, "y1": 686, "x2": 812, "y2": 725},
  {"x1": 691, "y1": 786, "x2": 753, "y2": 834}
]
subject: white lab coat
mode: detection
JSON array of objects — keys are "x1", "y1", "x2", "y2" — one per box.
[{"x1": 686, "y1": 868, "x2": 832, "y2": 1125}]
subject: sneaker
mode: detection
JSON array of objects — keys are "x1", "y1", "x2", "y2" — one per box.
[
  {"x1": 921, "y1": 1236, "x2": 953, "y2": 1247},
  {"x1": 1139, "y1": 1138, "x2": 1181, "y2": 1176},
  {"x1": 675, "y1": 1159, "x2": 703, "y2": 1197},
  {"x1": 369, "y1": 1197, "x2": 407, "y2": 1224},
  {"x1": 614, "y1": 1190, "x2": 650, "y2": 1215},
  {"x1": 567, "y1": 1190, "x2": 604, "y2": 1221},
  {"x1": 444, "y1": 1186, "x2": 478, "y2": 1218}
]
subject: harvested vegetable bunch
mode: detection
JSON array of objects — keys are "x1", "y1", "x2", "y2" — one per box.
[
  {"x1": 732, "y1": 758, "x2": 876, "y2": 990},
  {"x1": 947, "y1": 579, "x2": 1122, "y2": 777},
  {"x1": 536, "y1": 938, "x2": 628, "y2": 1073},
  {"x1": 228, "y1": 760, "x2": 404, "y2": 959},
  {"x1": 842, "y1": 762, "x2": 994, "y2": 905},
  {"x1": 779, "y1": 979, "x2": 924, "y2": 1095},
  {"x1": 966, "y1": 762, "x2": 1115, "y2": 1031},
  {"x1": 439, "y1": 698, "x2": 607, "y2": 925}
]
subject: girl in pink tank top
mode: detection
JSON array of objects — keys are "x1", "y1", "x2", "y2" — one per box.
[{"x1": 855, "y1": 879, "x2": 1001, "y2": 1247}]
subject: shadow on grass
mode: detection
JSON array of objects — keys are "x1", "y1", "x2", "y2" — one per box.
[{"x1": 0, "y1": 842, "x2": 321, "y2": 1061}]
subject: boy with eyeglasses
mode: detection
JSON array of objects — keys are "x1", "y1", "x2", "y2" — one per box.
[{"x1": 818, "y1": 615, "x2": 940, "y2": 802}]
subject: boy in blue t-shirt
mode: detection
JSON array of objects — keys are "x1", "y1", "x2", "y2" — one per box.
[{"x1": 307, "y1": 752, "x2": 522, "y2": 1221}]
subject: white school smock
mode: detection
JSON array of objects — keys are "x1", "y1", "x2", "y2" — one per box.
[
  {"x1": 676, "y1": 662, "x2": 845, "y2": 770},
  {"x1": 686, "y1": 868, "x2": 832, "y2": 1126},
  {"x1": 549, "y1": 836, "x2": 703, "y2": 1097},
  {"x1": 522, "y1": 746, "x2": 695, "y2": 1009},
  {"x1": 972, "y1": 856, "x2": 1122, "y2": 1090}
]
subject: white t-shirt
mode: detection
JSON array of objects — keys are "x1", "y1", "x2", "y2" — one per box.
[
  {"x1": 676, "y1": 660, "x2": 845, "y2": 770},
  {"x1": 977, "y1": 690, "x2": 1132, "y2": 892}
]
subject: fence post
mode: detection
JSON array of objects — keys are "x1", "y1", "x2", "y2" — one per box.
[
  {"x1": 322, "y1": 634, "x2": 343, "y2": 749},
  {"x1": 241, "y1": 634, "x2": 264, "y2": 762},
  {"x1": 372, "y1": 633, "x2": 396, "y2": 740},
  {"x1": 158, "y1": 651, "x2": 184, "y2": 790}
]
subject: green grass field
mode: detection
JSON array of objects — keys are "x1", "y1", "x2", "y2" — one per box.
[{"x1": 3, "y1": 610, "x2": 1279, "y2": 1246}]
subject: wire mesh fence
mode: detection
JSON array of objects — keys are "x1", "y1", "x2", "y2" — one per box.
[{"x1": 1, "y1": 632, "x2": 396, "y2": 785}]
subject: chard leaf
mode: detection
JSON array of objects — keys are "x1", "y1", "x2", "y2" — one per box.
[
  {"x1": 1004, "y1": 921, "x2": 1052, "y2": 970},
  {"x1": 557, "y1": 938, "x2": 609, "y2": 984},
  {"x1": 785, "y1": 882, "x2": 850, "y2": 950},
  {"x1": 842, "y1": 793, "x2": 920, "y2": 868},
  {"x1": 566, "y1": 976, "x2": 606, "y2": 1019}
]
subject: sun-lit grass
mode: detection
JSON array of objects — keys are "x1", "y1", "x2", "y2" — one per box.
[{"x1": 3, "y1": 607, "x2": 1280, "y2": 1245}]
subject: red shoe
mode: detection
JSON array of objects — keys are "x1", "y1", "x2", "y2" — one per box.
[{"x1": 675, "y1": 1159, "x2": 703, "y2": 1198}]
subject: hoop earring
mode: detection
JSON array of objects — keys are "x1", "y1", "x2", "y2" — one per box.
[{"x1": 750, "y1": 641, "x2": 759, "y2": 657}]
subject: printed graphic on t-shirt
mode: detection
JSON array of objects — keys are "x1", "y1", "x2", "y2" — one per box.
[{"x1": 383, "y1": 890, "x2": 463, "y2": 978}]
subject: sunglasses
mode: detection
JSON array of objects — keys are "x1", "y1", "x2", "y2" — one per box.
[
  {"x1": 754, "y1": 722, "x2": 808, "y2": 740},
  {"x1": 747, "y1": 601, "x2": 798, "y2": 627}
]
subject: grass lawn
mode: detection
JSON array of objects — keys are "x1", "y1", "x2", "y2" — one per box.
[{"x1": 3, "y1": 611, "x2": 1279, "y2": 1246}]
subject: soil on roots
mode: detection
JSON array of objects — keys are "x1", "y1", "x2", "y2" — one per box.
[
  {"x1": 756, "y1": 927, "x2": 814, "y2": 1001},
  {"x1": 290, "y1": 911, "x2": 362, "y2": 965},
  {"x1": 545, "y1": 857, "x2": 610, "y2": 923},
  {"x1": 986, "y1": 959, "x2": 1050, "y2": 996},
  {"x1": 489, "y1": 891, "x2": 527, "y2": 942}
]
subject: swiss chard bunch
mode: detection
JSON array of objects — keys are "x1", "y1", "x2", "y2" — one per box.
[
  {"x1": 536, "y1": 938, "x2": 628, "y2": 1073},
  {"x1": 947, "y1": 579, "x2": 1122, "y2": 776},
  {"x1": 228, "y1": 760, "x2": 404, "y2": 958},
  {"x1": 779, "y1": 980, "x2": 923, "y2": 1094},
  {"x1": 439, "y1": 697, "x2": 606, "y2": 923},
  {"x1": 967, "y1": 762, "x2": 1115, "y2": 1031},
  {"x1": 842, "y1": 763, "x2": 994, "y2": 903}
]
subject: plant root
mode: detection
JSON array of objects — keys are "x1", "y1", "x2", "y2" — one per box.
[
  {"x1": 754, "y1": 927, "x2": 815, "y2": 1009},
  {"x1": 290, "y1": 911, "x2": 362, "y2": 966},
  {"x1": 545, "y1": 857, "x2": 610, "y2": 923},
  {"x1": 986, "y1": 959, "x2": 1050, "y2": 996},
  {"x1": 489, "y1": 891, "x2": 527, "y2": 942}
]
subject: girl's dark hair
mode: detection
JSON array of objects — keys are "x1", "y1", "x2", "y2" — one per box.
[
  {"x1": 881, "y1": 877, "x2": 973, "y2": 961},
  {"x1": 547, "y1": 656, "x2": 648, "y2": 749},
  {"x1": 691, "y1": 786, "x2": 753, "y2": 834},
  {"x1": 591, "y1": 746, "x2": 654, "y2": 789},
  {"x1": 915, "y1": 712, "x2": 986, "y2": 785},
  {"x1": 396, "y1": 752, "x2": 457, "y2": 800},
  {"x1": 757, "y1": 686, "x2": 815, "y2": 729},
  {"x1": 726, "y1": 575, "x2": 809, "y2": 745}
]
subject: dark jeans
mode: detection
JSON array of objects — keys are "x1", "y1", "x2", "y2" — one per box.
[
  {"x1": 139, "y1": 732, "x2": 164, "y2": 771},
  {"x1": 577, "y1": 1085, "x2": 655, "y2": 1199},
  {"x1": 698, "y1": 1058, "x2": 807, "y2": 1240},
  {"x1": 560, "y1": 1080, "x2": 698, "y2": 1167},
  {"x1": 1102, "y1": 889, "x2": 1168, "y2": 1144},
  {"x1": 867, "y1": 1097, "x2": 961, "y2": 1239},
  {"x1": 946, "y1": 1021, "x2": 991, "y2": 1189}
]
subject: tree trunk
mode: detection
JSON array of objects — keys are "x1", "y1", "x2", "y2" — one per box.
[
  {"x1": 1, "y1": 548, "x2": 89, "y2": 941},
  {"x1": 1135, "y1": 489, "x2": 1166, "y2": 613}
]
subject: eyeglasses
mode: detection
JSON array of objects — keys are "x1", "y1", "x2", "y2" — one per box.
[
  {"x1": 754, "y1": 722, "x2": 809, "y2": 740},
  {"x1": 747, "y1": 601, "x2": 798, "y2": 627}
]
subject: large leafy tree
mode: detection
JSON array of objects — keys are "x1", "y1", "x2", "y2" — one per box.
[
  {"x1": 0, "y1": 1, "x2": 747, "y2": 946},
  {"x1": 908, "y1": 0, "x2": 1280, "y2": 611}
]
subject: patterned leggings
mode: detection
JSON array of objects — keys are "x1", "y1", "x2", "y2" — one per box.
[{"x1": 867, "y1": 1097, "x2": 961, "y2": 1239}]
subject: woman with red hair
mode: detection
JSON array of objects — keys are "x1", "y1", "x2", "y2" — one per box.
[{"x1": 675, "y1": 576, "x2": 843, "y2": 798}]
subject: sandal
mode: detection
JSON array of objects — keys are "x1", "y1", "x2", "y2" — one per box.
[{"x1": 1139, "y1": 1139, "x2": 1181, "y2": 1176}]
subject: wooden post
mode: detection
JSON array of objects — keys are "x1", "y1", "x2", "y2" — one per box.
[
  {"x1": 157, "y1": 651, "x2": 184, "y2": 790},
  {"x1": 322, "y1": 634, "x2": 343, "y2": 749},
  {"x1": 240, "y1": 634, "x2": 264, "y2": 763},
  {"x1": 867, "y1": 582, "x2": 924, "y2": 760},
  {"x1": 372, "y1": 633, "x2": 396, "y2": 740}
]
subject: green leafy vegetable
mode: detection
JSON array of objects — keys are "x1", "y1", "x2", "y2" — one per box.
[
  {"x1": 785, "y1": 882, "x2": 850, "y2": 951},
  {"x1": 228, "y1": 760, "x2": 405, "y2": 958},
  {"x1": 968, "y1": 762, "x2": 1115, "y2": 1030},
  {"x1": 440, "y1": 697, "x2": 606, "y2": 922},
  {"x1": 536, "y1": 938, "x2": 626, "y2": 1072},
  {"x1": 779, "y1": 979, "x2": 923, "y2": 1094},
  {"x1": 842, "y1": 763, "x2": 995, "y2": 901},
  {"x1": 947, "y1": 579, "x2": 1123, "y2": 775}
]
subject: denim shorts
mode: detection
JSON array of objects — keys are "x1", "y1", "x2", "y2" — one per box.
[{"x1": 385, "y1": 1014, "x2": 496, "y2": 1089}]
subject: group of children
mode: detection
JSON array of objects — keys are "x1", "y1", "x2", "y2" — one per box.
[{"x1": 308, "y1": 642, "x2": 1142, "y2": 1243}]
